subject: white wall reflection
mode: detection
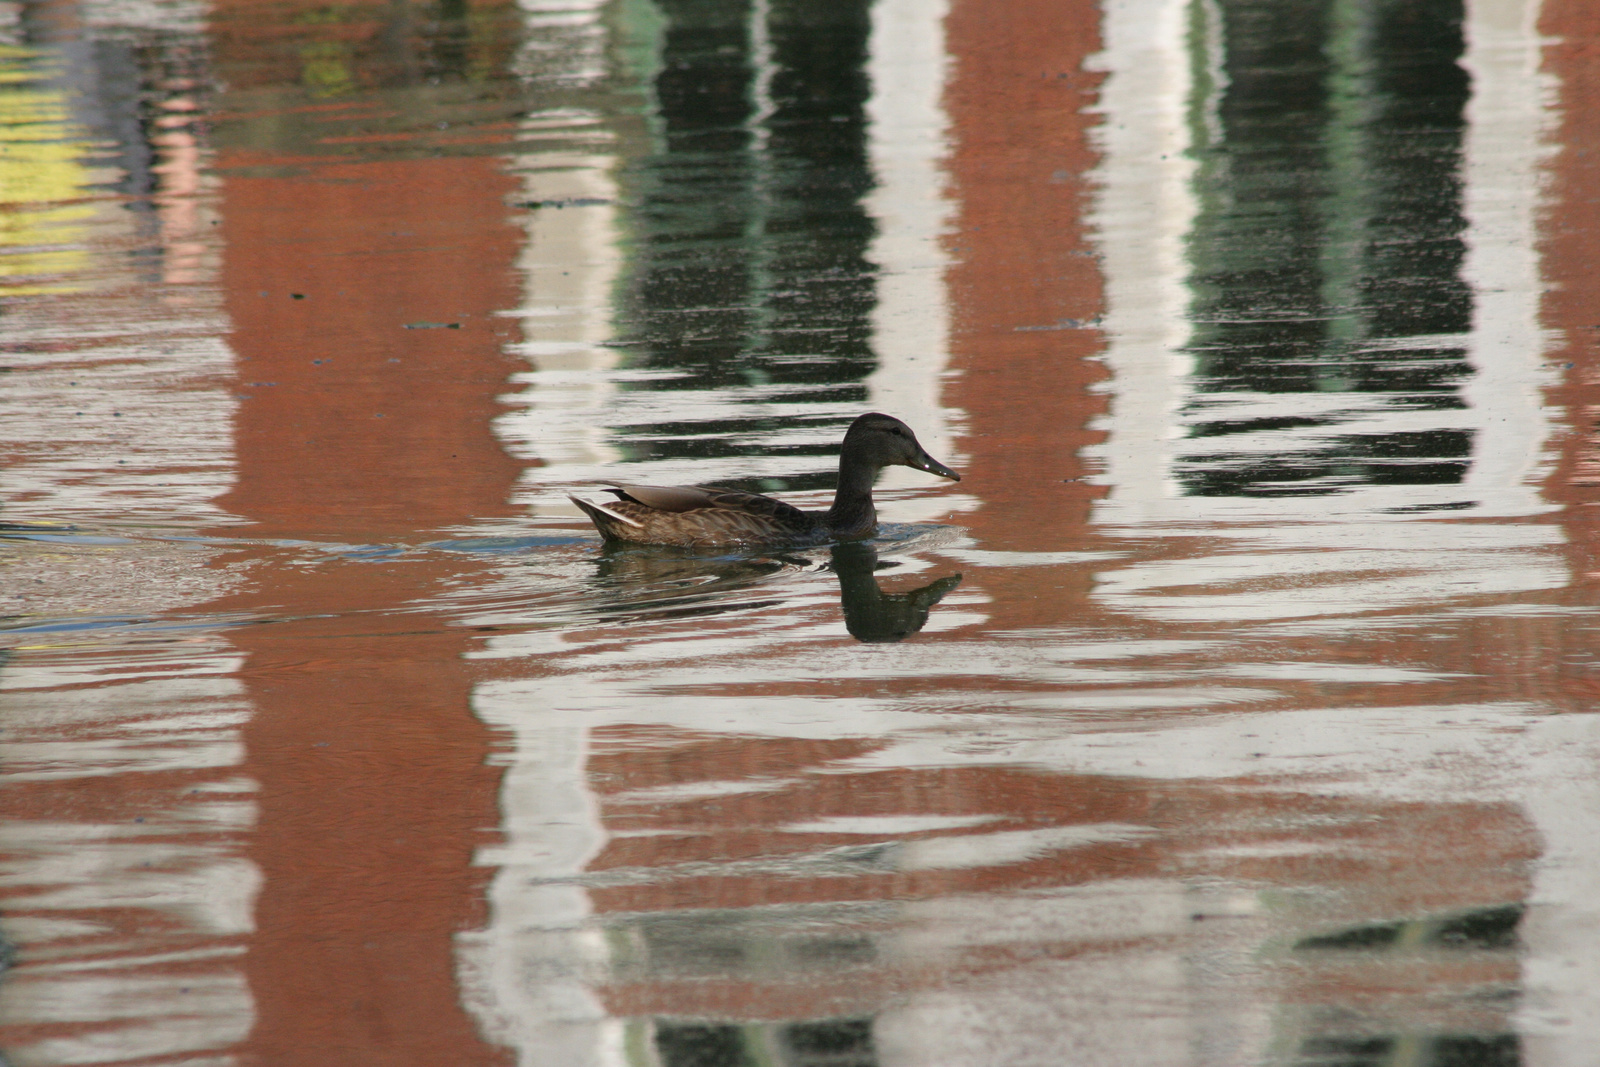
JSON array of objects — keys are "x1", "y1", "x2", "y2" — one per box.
[
  {"x1": 463, "y1": 0, "x2": 623, "y2": 1057},
  {"x1": 862, "y1": 0, "x2": 970, "y2": 518},
  {"x1": 494, "y1": 142, "x2": 628, "y2": 493}
]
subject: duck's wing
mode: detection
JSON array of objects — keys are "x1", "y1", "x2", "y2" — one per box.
[
  {"x1": 603, "y1": 484, "x2": 721, "y2": 512},
  {"x1": 606, "y1": 484, "x2": 810, "y2": 525},
  {"x1": 577, "y1": 483, "x2": 815, "y2": 546}
]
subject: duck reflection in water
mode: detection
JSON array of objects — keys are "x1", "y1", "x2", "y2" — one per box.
[
  {"x1": 828, "y1": 541, "x2": 961, "y2": 643},
  {"x1": 588, "y1": 541, "x2": 960, "y2": 643}
]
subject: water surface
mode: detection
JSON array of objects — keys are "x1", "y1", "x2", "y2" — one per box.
[{"x1": 3, "y1": 0, "x2": 1599, "y2": 1065}]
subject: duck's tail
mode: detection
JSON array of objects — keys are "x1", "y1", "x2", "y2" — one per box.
[{"x1": 568, "y1": 494, "x2": 643, "y2": 539}]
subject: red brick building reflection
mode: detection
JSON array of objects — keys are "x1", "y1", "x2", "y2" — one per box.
[
  {"x1": 202, "y1": 0, "x2": 522, "y2": 1061},
  {"x1": 1542, "y1": 1, "x2": 1600, "y2": 576}
]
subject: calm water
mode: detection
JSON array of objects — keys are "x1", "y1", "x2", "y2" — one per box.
[{"x1": 2, "y1": 0, "x2": 1598, "y2": 1064}]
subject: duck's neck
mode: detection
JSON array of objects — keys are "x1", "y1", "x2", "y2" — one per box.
[{"x1": 824, "y1": 453, "x2": 880, "y2": 535}]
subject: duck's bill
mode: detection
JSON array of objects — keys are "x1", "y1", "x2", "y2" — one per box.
[{"x1": 910, "y1": 451, "x2": 961, "y2": 481}]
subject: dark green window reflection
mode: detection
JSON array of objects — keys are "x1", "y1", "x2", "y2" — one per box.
[
  {"x1": 1291, "y1": 906, "x2": 1521, "y2": 1067},
  {"x1": 1181, "y1": 0, "x2": 1473, "y2": 497},
  {"x1": 1294, "y1": 903, "x2": 1523, "y2": 952},
  {"x1": 655, "y1": 1017, "x2": 877, "y2": 1067},
  {"x1": 1296, "y1": 1033, "x2": 1518, "y2": 1067}
]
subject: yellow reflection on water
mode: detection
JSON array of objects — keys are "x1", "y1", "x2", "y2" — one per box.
[{"x1": 0, "y1": 45, "x2": 96, "y2": 295}]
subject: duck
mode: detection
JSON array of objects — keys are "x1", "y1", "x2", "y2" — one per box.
[{"x1": 568, "y1": 412, "x2": 960, "y2": 547}]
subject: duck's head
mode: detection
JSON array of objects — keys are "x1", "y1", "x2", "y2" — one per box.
[{"x1": 843, "y1": 413, "x2": 961, "y2": 481}]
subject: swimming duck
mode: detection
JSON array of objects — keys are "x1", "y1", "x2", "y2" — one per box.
[{"x1": 568, "y1": 413, "x2": 960, "y2": 547}]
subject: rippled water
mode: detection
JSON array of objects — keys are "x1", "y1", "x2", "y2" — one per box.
[{"x1": 3, "y1": 0, "x2": 1599, "y2": 1064}]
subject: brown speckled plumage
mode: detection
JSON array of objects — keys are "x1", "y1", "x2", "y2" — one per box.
[{"x1": 569, "y1": 413, "x2": 959, "y2": 548}]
